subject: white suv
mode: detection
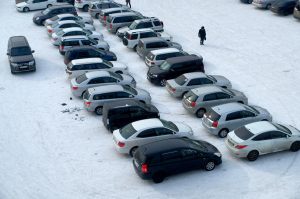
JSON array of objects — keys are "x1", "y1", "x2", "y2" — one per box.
[
  {"x1": 16, "y1": 0, "x2": 68, "y2": 12},
  {"x1": 75, "y1": 0, "x2": 95, "y2": 12}
]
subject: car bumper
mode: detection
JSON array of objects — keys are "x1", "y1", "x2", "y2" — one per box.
[
  {"x1": 225, "y1": 138, "x2": 248, "y2": 158},
  {"x1": 112, "y1": 137, "x2": 128, "y2": 154},
  {"x1": 116, "y1": 32, "x2": 124, "y2": 38},
  {"x1": 16, "y1": 6, "x2": 23, "y2": 11},
  {"x1": 11, "y1": 63, "x2": 36, "y2": 73},
  {"x1": 252, "y1": 2, "x2": 265, "y2": 8},
  {"x1": 182, "y1": 101, "x2": 196, "y2": 114},
  {"x1": 147, "y1": 75, "x2": 160, "y2": 85},
  {"x1": 166, "y1": 86, "x2": 182, "y2": 98},
  {"x1": 294, "y1": 13, "x2": 300, "y2": 19},
  {"x1": 51, "y1": 39, "x2": 59, "y2": 46},
  {"x1": 202, "y1": 120, "x2": 219, "y2": 135},
  {"x1": 33, "y1": 18, "x2": 42, "y2": 25},
  {"x1": 133, "y1": 160, "x2": 153, "y2": 180},
  {"x1": 59, "y1": 49, "x2": 65, "y2": 55}
]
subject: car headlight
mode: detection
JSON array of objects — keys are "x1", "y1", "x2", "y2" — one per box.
[
  {"x1": 28, "y1": 61, "x2": 35, "y2": 65},
  {"x1": 152, "y1": 74, "x2": 158, "y2": 77},
  {"x1": 113, "y1": 56, "x2": 117, "y2": 60},
  {"x1": 188, "y1": 131, "x2": 194, "y2": 135},
  {"x1": 11, "y1": 63, "x2": 18, "y2": 67},
  {"x1": 214, "y1": 152, "x2": 222, "y2": 157},
  {"x1": 36, "y1": 17, "x2": 40, "y2": 20}
]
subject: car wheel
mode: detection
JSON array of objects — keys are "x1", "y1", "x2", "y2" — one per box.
[
  {"x1": 129, "y1": 147, "x2": 138, "y2": 157},
  {"x1": 133, "y1": 45, "x2": 137, "y2": 52},
  {"x1": 110, "y1": 125, "x2": 118, "y2": 133},
  {"x1": 290, "y1": 141, "x2": 300, "y2": 152},
  {"x1": 266, "y1": 4, "x2": 271, "y2": 9},
  {"x1": 83, "y1": 5, "x2": 89, "y2": 12},
  {"x1": 218, "y1": 129, "x2": 229, "y2": 138},
  {"x1": 181, "y1": 91, "x2": 188, "y2": 99},
  {"x1": 95, "y1": 106, "x2": 103, "y2": 115},
  {"x1": 96, "y1": 13, "x2": 100, "y2": 19},
  {"x1": 248, "y1": 0, "x2": 252, "y2": 4},
  {"x1": 115, "y1": 71, "x2": 123, "y2": 74},
  {"x1": 196, "y1": 108, "x2": 206, "y2": 118},
  {"x1": 283, "y1": 10, "x2": 289, "y2": 16},
  {"x1": 247, "y1": 150, "x2": 259, "y2": 161},
  {"x1": 204, "y1": 160, "x2": 215, "y2": 171},
  {"x1": 152, "y1": 172, "x2": 165, "y2": 183},
  {"x1": 47, "y1": 4, "x2": 52, "y2": 8},
  {"x1": 23, "y1": 7, "x2": 30, "y2": 12},
  {"x1": 159, "y1": 79, "x2": 166, "y2": 87}
]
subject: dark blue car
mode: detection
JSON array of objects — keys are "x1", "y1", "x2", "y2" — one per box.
[
  {"x1": 64, "y1": 46, "x2": 117, "y2": 65},
  {"x1": 270, "y1": 0, "x2": 298, "y2": 15},
  {"x1": 240, "y1": 0, "x2": 253, "y2": 4}
]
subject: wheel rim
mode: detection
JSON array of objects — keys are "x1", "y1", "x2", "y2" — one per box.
[
  {"x1": 96, "y1": 107, "x2": 103, "y2": 115},
  {"x1": 197, "y1": 110, "x2": 205, "y2": 118},
  {"x1": 266, "y1": 4, "x2": 271, "y2": 9},
  {"x1": 249, "y1": 151, "x2": 258, "y2": 160},
  {"x1": 219, "y1": 130, "x2": 228, "y2": 138},
  {"x1": 24, "y1": 8, "x2": 29, "y2": 12},
  {"x1": 206, "y1": 162, "x2": 215, "y2": 170},
  {"x1": 160, "y1": 79, "x2": 166, "y2": 86}
]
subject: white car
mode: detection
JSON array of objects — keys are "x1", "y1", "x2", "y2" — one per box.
[
  {"x1": 16, "y1": 0, "x2": 68, "y2": 12},
  {"x1": 46, "y1": 20, "x2": 95, "y2": 37},
  {"x1": 51, "y1": 27, "x2": 104, "y2": 46},
  {"x1": 226, "y1": 121, "x2": 300, "y2": 161},
  {"x1": 45, "y1": 14, "x2": 93, "y2": 27},
  {"x1": 113, "y1": 118, "x2": 194, "y2": 156}
]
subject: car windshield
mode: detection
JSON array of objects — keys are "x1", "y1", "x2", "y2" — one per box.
[
  {"x1": 185, "y1": 139, "x2": 206, "y2": 152},
  {"x1": 75, "y1": 21, "x2": 83, "y2": 26},
  {"x1": 83, "y1": 29, "x2": 92, "y2": 35},
  {"x1": 174, "y1": 75, "x2": 188, "y2": 86},
  {"x1": 206, "y1": 108, "x2": 221, "y2": 122},
  {"x1": 109, "y1": 71, "x2": 123, "y2": 80},
  {"x1": 11, "y1": 47, "x2": 31, "y2": 56},
  {"x1": 160, "y1": 119, "x2": 178, "y2": 132},
  {"x1": 88, "y1": 37, "x2": 97, "y2": 44},
  {"x1": 123, "y1": 85, "x2": 138, "y2": 95},
  {"x1": 221, "y1": 88, "x2": 235, "y2": 96},
  {"x1": 51, "y1": 22, "x2": 60, "y2": 28},
  {"x1": 102, "y1": 59, "x2": 113, "y2": 67},
  {"x1": 42, "y1": 8, "x2": 51, "y2": 15},
  {"x1": 129, "y1": 21, "x2": 138, "y2": 30},
  {"x1": 272, "y1": 123, "x2": 292, "y2": 135},
  {"x1": 120, "y1": 124, "x2": 137, "y2": 139},
  {"x1": 95, "y1": 48, "x2": 106, "y2": 55},
  {"x1": 181, "y1": 50, "x2": 189, "y2": 56},
  {"x1": 56, "y1": 30, "x2": 65, "y2": 36},
  {"x1": 138, "y1": 101, "x2": 150, "y2": 111},
  {"x1": 159, "y1": 61, "x2": 171, "y2": 71},
  {"x1": 244, "y1": 105, "x2": 259, "y2": 114},
  {"x1": 208, "y1": 75, "x2": 217, "y2": 82},
  {"x1": 77, "y1": 16, "x2": 82, "y2": 19},
  {"x1": 75, "y1": 74, "x2": 88, "y2": 84},
  {"x1": 50, "y1": 16, "x2": 59, "y2": 21},
  {"x1": 234, "y1": 126, "x2": 254, "y2": 141},
  {"x1": 185, "y1": 91, "x2": 198, "y2": 102}
]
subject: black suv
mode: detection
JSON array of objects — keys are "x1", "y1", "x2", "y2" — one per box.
[
  {"x1": 33, "y1": 5, "x2": 77, "y2": 25},
  {"x1": 64, "y1": 46, "x2": 117, "y2": 65},
  {"x1": 7, "y1": 36, "x2": 36, "y2": 74},
  {"x1": 133, "y1": 138, "x2": 222, "y2": 183},
  {"x1": 147, "y1": 55, "x2": 204, "y2": 87},
  {"x1": 102, "y1": 100, "x2": 160, "y2": 133}
]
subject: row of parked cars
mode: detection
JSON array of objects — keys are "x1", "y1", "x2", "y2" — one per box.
[
  {"x1": 11, "y1": 1, "x2": 300, "y2": 184},
  {"x1": 241, "y1": 0, "x2": 300, "y2": 18}
]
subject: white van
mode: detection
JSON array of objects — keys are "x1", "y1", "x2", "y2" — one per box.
[{"x1": 16, "y1": 0, "x2": 69, "y2": 12}]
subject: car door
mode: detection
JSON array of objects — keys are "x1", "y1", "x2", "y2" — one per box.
[
  {"x1": 199, "y1": 77, "x2": 214, "y2": 86},
  {"x1": 87, "y1": 77, "x2": 104, "y2": 88},
  {"x1": 225, "y1": 111, "x2": 243, "y2": 131},
  {"x1": 129, "y1": 106, "x2": 146, "y2": 121},
  {"x1": 181, "y1": 149, "x2": 203, "y2": 171},
  {"x1": 240, "y1": 110, "x2": 258, "y2": 126},
  {"x1": 161, "y1": 150, "x2": 183, "y2": 175},
  {"x1": 186, "y1": 78, "x2": 202, "y2": 89},
  {"x1": 82, "y1": 63, "x2": 97, "y2": 74},
  {"x1": 102, "y1": 76, "x2": 118, "y2": 85},
  {"x1": 154, "y1": 127, "x2": 174, "y2": 141},
  {"x1": 114, "y1": 108, "x2": 130, "y2": 128},
  {"x1": 109, "y1": 3, "x2": 119, "y2": 8},
  {"x1": 252, "y1": 132, "x2": 273, "y2": 154},
  {"x1": 270, "y1": 131, "x2": 291, "y2": 151},
  {"x1": 202, "y1": 93, "x2": 218, "y2": 108},
  {"x1": 31, "y1": 0, "x2": 40, "y2": 10},
  {"x1": 168, "y1": 63, "x2": 185, "y2": 79},
  {"x1": 87, "y1": 50, "x2": 99, "y2": 58},
  {"x1": 136, "y1": 128, "x2": 158, "y2": 146},
  {"x1": 216, "y1": 92, "x2": 232, "y2": 105}
]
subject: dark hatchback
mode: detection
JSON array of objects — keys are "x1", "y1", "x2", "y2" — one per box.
[
  {"x1": 64, "y1": 46, "x2": 117, "y2": 65},
  {"x1": 270, "y1": 0, "x2": 298, "y2": 16},
  {"x1": 102, "y1": 99, "x2": 160, "y2": 133},
  {"x1": 133, "y1": 138, "x2": 222, "y2": 183},
  {"x1": 147, "y1": 55, "x2": 204, "y2": 87}
]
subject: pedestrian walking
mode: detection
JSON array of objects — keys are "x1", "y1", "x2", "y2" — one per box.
[
  {"x1": 126, "y1": 0, "x2": 131, "y2": 8},
  {"x1": 198, "y1": 26, "x2": 206, "y2": 45}
]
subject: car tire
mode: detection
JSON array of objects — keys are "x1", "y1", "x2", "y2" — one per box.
[
  {"x1": 83, "y1": 5, "x2": 89, "y2": 12},
  {"x1": 283, "y1": 10, "x2": 289, "y2": 16},
  {"x1": 47, "y1": 4, "x2": 52, "y2": 8},
  {"x1": 247, "y1": 150, "x2": 259, "y2": 161},
  {"x1": 181, "y1": 91, "x2": 188, "y2": 99},
  {"x1": 115, "y1": 71, "x2": 123, "y2": 74},
  {"x1": 196, "y1": 108, "x2": 206, "y2": 118},
  {"x1": 248, "y1": 0, "x2": 252, "y2": 4},
  {"x1": 159, "y1": 79, "x2": 166, "y2": 87},
  {"x1": 133, "y1": 45, "x2": 137, "y2": 52},
  {"x1": 116, "y1": 28, "x2": 120, "y2": 33},
  {"x1": 218, "y1": 129, "x2": 229, "y2": 138},
  {"x1": 110, "y1": 125, "x2": 118, "y2": 133},
  {"x1": 96, "y1": 13, "x2": 100, "y2": 19},
  {"x1": 23, "y1": 7, "x2": 30, "y2": 12},
  {"x1": 129, "y1": 147, "x2": 138, "y2": 157},
  {"x1": 266, "y1": 4, "x2": 271, "y2": 9},
  {"x1": 95, "y1": 106, "x2": 103, "y2": 115},
  {"x1": 290, "y1": 141, "x2": 300, "y2": 152},
  {"x1": 204, "y1": 160, "x2": 216, "y2": 171},
  {"x1": 152, "y1": 172, "x2": 165, "y2": 183}
]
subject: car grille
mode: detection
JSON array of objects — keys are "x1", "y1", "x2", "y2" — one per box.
[{"x1": 123, "y1": 38, "x2": 128, "y2": 46}]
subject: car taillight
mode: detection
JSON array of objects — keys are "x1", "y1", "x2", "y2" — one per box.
[
  {"x1": 48, "y1": 30, "x2": 52, "y2": 33},
  {"x1": 190, "y1": 102, "x2": 196, "y2": 107},
  {"x1": 103, "y1": 16, "x2": 106, "y2": 21},
  {"x1": 171, "y1": 88, "x2": 176, "y2": 92},
  {"x1": 86, "y1": 102, "x2": 91, "y2": 107},
  {"x1": 90, "y1": 10, "x2": 93, "y2": 12},
  {"x1": 61, "y1": 46, "x2": 64, "y2": 50},
  {"x1": 67, "y1": 71, "x2": 72, "y2": 75},
  {"x1": 77, "y1": 1, "x2": 82, "y2": 3},
  {"x1": 259, "y1": 1, "x2": 262, "y2": 4},
  {"x1": 159, "y1": 21, "x2": 162, "y2": 25},
  {"x1": 66, "y1": 59, "x2": 70, "y2": 63},
  {"x1": 72, "y1": 87, "x2": 78, "y2": 90},
  {"x1": 141, "y1": 165, "x2": 148, "y2": 173},
  {"x1": 75, "y1": 11, "x2": 77, "y2": 15},
  {"x1": 110, "y1": 24, "x2": 112, "y2": 28},
  {"x1": 212, "y1": 122, "x2": 218, "y2": 127},
  {"x1": 53, "y1": 38, "x2": 58, "y2": 40},
  {"x1": 277, "y1": 8, "x2": 280, "y2": 10},
  {"x1": 129, "y1": 34, "x2": 132, "y2": 40},
  {"x1": 118, "y1": 142, "x2": 125, "y2": 147},
  {"x1": 203, "y1": 64, "x2": 204, "y2": 70},
  {"x1": 151, "y1": 62, "x2": 155, "y2": 65},
  {"x1": 236, "y1": 145, "x2": 248, "y2": 149}
]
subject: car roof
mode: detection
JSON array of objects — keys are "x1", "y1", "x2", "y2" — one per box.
[
  {"x1": 56, "y1": 14, "x2": 74, "y2": 18},
  {"x1": 48, "y1": 5, "x2": 74, "y2": 9},
  {"x1": 58, "y1": 20, "x2": 77, "y2": 25},
  {"x1": 141, "y1": 138, "x2": 189, "y2": 156},
  {"x1": 92, "y1": 1, "x2": 115, "y2": 5},
  {"x1": 166, "y1": 55, "x2": 201, "y2": 64},
  {"x1": 150, "y1": 48, "x2": 180, "y2": 55},
  {"x1": 132, "y1": 118, "x2": 163, "y2": 131},
  {"x1": 183, "y1": 72, "x2": 207, "y2": 79},
  {"x1": 71, "y1": 58, "x2": 103, "y2": 65},
  {"x1": 245, "y1": 121, "x2": 277, "y2": 134},
  {"x1": 9, "y1": 36, "x2": 28, "y2": 47},
  {"x1": 135, "y1": 17, "x2": 160, "y2": 23},
  {"x1": 110, "y1": 12, "x2": 138, "y2": 17},
  {"x1": 140, "y1": 37, "x2": 165, "y2": 43},
  {"x1": 66, "y1": 45, "x2": 95, "y2": 51},
  {"x1": 85, "y1": 71, "x2": 110, "y2": 78},
  {"x1": 62, "y1": 35, "x2": 88, "y2": 41},
  {"x1": 90, "y1": 84, "x2": 123, "y2": 94},
  {"x1": 212, "y1": 102, "x2": 246, "y2": 115},
  {"x1": 191, "y1": 85, "x2": 222, "y2": 96},
  {"x1": 62, "y1": 27, "x2": 83, "y2": 32},
  {"x1": 127, "y1": 28, "x2": 154, "y2": 34},
  {"x1": 102, "y1": 7, "x2": 127, "y2": 13},
  {"x1": 104, "y1": 99, "x2": 141, "y2": 109}
]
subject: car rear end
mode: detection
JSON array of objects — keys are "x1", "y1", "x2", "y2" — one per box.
[
  {"x1": 106, "y1": 15, "x2": 114, "y2": 32},
  {"x1": 64, "y1": 50, "x2": 76, "y2": 65},
  {"x1": 202, "y1": 108, "x2": 222, "y2": 135},
  {"x1": 102, "y1": 104, "x2": 110, "y2": 130},
  {"x1": 182, "y1": 91, "x2": 199, "y2": 115},
  {"x1": 123, "y1": 32, "x2": 138, "y2": 49},
  {"x1": 83, "y1": 89, "x2": 95, "y2": 112},
  {"x1": 99, "y1": 10, "x2": 107, "y2": 24},
  {"x1": 70, "y1": 74, "x2": 88, "y2": 97},
  {"x1": 270, "y1": 1, "x2": 287, "y2": 14},
  {"x1": 252, "y1": 0, "x2": 266, "y2": 8},
  {"x1": 74, "y1": 0, "x2": 85, "y2": 9},
  {"x1": 88, "y1": 3, "x2": 98, "y2": 17},
  {"x1": 145, "y1": 52, "x2": 157, "y2": 67},
  {"x1": 133, "y1": 147, "x2": 155, "y2": 180}
]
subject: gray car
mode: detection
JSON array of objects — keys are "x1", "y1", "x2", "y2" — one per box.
[
  {"x1": 166, "y1": 72, "x2": 232, "y2": 98},
  {"x1": 136, "y1": 37, "x2": 182, "y2": 59},
  {"x1": 70, "y1": 71, "x2": 136, "y2": 97},
  {"x1": 106, "y1": 12, "x2": 143, "y2": 33},
  {"x1": 252, "y1": 0, "x2": 282, "y2": 9},
  {"x1": 83, "y1": 85, "x2": 152, "y2": 115},
  {"x1": 98, "y1": 7, "x2": 132, "y2": 25},
  {"x1": 88, "y1": 1, "x2": 129, "y2": 18},
  {"x1": 202, "y1": 102, "x2": 273, "y2": 138},
  {"x1": 45, "y1": 14, "x2": 94, "y2": 27},
  {"x1": 182, "y1": 85, "x2": 248, "y2": 118}
]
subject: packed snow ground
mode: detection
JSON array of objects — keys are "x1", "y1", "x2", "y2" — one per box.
[{"x1": 1, "y1": 0, "x2": 300, "y2": 198}]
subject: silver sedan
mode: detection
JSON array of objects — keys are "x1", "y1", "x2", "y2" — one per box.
[{"x1": 45, "y1": 14, "x2": 93, "y2": 27}]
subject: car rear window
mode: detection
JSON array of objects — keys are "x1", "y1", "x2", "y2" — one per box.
[
  {"x1": 206, "y1": 108, "x2": 221, "y2": 122},
  {"x1": 76, "y1": 74, "x2": 88, "y2": 84},
  {"x1": 234, "y1": 126, "x2": 254, "y2": 141},
  {"x1": 51, "y1": 22, "x2": 60, "y2": 28},
  {"x1": 185, "y1": 91, "x2": 198, "y2": 102},
  {"x1": 83, "y1": 90, "x2": 91, "y2": 100},
  {"x1": 174, "y1": 75, "x2": 188, "y2": 86},
  {"x1": 50, "y1": 16, "x2": 59, "y2": 21},
  {"x1": 134, "y1": 148, "x2": 146, "y2": 164},
  {"x1": 146, "y1": 52, "x2": 155, "y2": 61},
  {"x1": 120, "y1": 123, "x2": 137, "y2": 139}
]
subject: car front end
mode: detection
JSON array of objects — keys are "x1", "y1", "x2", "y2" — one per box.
[
  {"x1": 15, "y1": 2, "x2": 26, "y2": 11},
  {"x1": 147, "y1": 67, "x2": 164, "y2": 85},
  {"x1": 252, "y1": 0, "x2": 267, "y2": 8},
  {"x1": 32, "y1": 12, "x2": 44, "y2": 25},
  {"x1": 91, "y1": 31, "x2": 104, "y2": 41},
  {"x1": 10, "y1": 59, "x2": 36, "y2": 73},
  {"x1": 232, "y1": 89, "x2": 248, "y2": 104},
  {"x1": 172, "y1": 121, "x2": 194, "y2": 139},
  {"x1": 116, "y1": 27, "x2": 129, "y2": 38}
]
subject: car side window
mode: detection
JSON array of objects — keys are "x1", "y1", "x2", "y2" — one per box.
[
  {"x1": 116, "y1": 108, "x2": 129, "y2": 118},
  {"x1": 81, "y1": 40, "x2": 92, "y2": 45},
  {"x1": 64, "y1": 32, "x2": 76, "y2": 36},
  {"x1": 162, "y1": 151, "x2": 180, "y2": 161},
  {"x1": 129, "y1": 107, "x2": 144, "y2": 116},
  {"x1": 113, "y1": 17, "x2": 122, "y2": 23},
  {"x1": 67, "y1": 8, "x2": 73, "y2": 12},
  {"x1": 146, "y1": 42, "x2": 158, "y2": 49},
  {"x1": 50, "y1": 10, "x2": 59, "y2": 15},
  {"x1": 143, "y1": 22, "x2": 153, "y2": 28},
  {"x1": 252, "y1": 132, "x2": 271, "y2": 141},
  {"x1": 270, "y1": 131, "x2": 287, "y2": 139},
  {"x1": 159, "y1": 42, "x2": 169, "y2": 48},
  {"x1": 203, "y1": 93, "x2": 217, "y2": 101},
  {"x1": 155, "y1": 128, "x2": 173, "y2": 136},
  {"x1": 140, "y1": 32, "x2": 148, "y2": 38},
  {"x1": 70, "y1": 41, "x2": 80, "y2": 46},
  {"x1": 156, "y1": 54, "x2": 165, "y2": 60},
  {"x1": 96, "y1": 63, "x2": 109, "y2": 69},
  {"x1": 200, "y1": 78, "x2": 213, "y2": 85},
  {"x1": 175, "y1": 52, "x2": 185, "y2": 57},
  {"x1": 88, "y1": 77, "x2": 104, "y2": 84},
  {"x1": 187, "y1": 78, "x2": 201, "y2": 86},
  {"x1": 103, "y1": 77, "x2": 117, "y2": 83},
  {"x1": 59, "y1": 8, "x2": 68, "y2": 13},
  {"x1": 181, "y1": 149, "x2": 198, "y2": 157},
  {"x1": 88, "y1": 50, "x2": 98, "y2": 57},
  {"x1": 76, "y1": 31, "x2": 86, "y2": 36},
  {"x1": 122, "y1": 16, "x2": 132, "y2": 23},
  {"x1": 71, "y1": 64, "x2": 83, "y2": 70},
  {"x1": 60, "y1": 24, "x2": 70, "y2": 28},
  {"x1": 116, "y1": 92, "x2": 130, "y2": 98},
  {"x1": 148, "y1": 32, "x2": 157, "y2": 37},
  {"x1": 216, "y1": 92, "x2": 231, "y2": 99},
  {"x1": 137, "y1": 129, "x2": 157, "y2": 138},
  {"x1": 102, "y1": 3, "x2": 109, "y2": 8},
  {"x1": 171, "y1": 63, "x2": 184, "y2": 70},
  {"x1": 226, "y1": 111, "x2": 242, "y2": 121},
  {"x1": 93, "y1": 94, "x2": 104, "y2": 100},
  {"x1": 153, "y1": 21, "x2": 161, "y2": 26},
  {"x1": 240, "y1": 110, "x2": 255, "y2": 118},
  {"x1": 102, "y1": 92, "x2": 116, "y2": 99},
  {"x1": 84, "y1": 64, "x2": 96, "y2": 70},
  {"x1": 78, "y1": 51, "x2": 89, "y2": 57},
  {"x1": 135, "y1": 23, "x2": 144, "y2": 29},
  {"x1": 130, "y1": 34, "x2": 138, "y2": 40},
  {"x1": 70, "y1": 24, "x2": 81, "y2": 28},
  {"x1": 110, "y1": 3, "x2": 119, "y2": 8}
]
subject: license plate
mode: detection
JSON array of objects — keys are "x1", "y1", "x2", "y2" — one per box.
[
  {"x1": 134, "y1": 160, "x2": 139, "y2": 168},
  {"x1": 205, "y1": 118, "x2": 210, "y2": 126},
  {"x1": 20, "y1": 66, "x2": 28, "y2": 69}
]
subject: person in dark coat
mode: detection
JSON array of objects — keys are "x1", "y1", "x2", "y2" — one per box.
[
  {"x1": 126, "y1": 0, "x2": 131, "y2": 8},
  {"x1": 198, "y1": 26, "x2": 206, "y2": 45}
]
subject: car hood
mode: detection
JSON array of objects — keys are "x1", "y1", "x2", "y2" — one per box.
[
  {"x1": 95, "y1": 40, "x2": 108, "y2": 47},
  {"x1": 158, "y1": 32, "x2": 172, "y2": 40},
  {"x1": 197, "y1": 140, "x2": 220, "y2": 153},
  {"x1": 16, "y1": 2, "x2": 27, "y2": 7},
  {"x1": 166, "y1": 79, "x2": 181, "y2": 89},
  {"x1": 283, "y1": 124, "x2": 300, "y2": 136},
  {"x1": 148, "y1": 65, "x2": 166, "y2": 76},
  {"x1": 147, "y1": 105, "x2": 159, "y2": 113},
  {"x1": 106, "y1": 51, "x2": 116, "y2": 58},
  {"x1": 84, "y1": 24, "x2": 94, "y2": 29},
  {"x1": 91, "y1": 31, "x2": 102, "y2": 36},
  {"x1": 135, "y1": 88, "x2": 151, "y2": 98},
  {"x1": 172, "y1": 121, "x2": 192, "y2": 134},
  {"x1": 121, "y1": 74, "x2": 134, "y2": 82},
  {"x1": 231, "y1": 89, "x2": 246, "y2": 98},
  {"x1": 34, "y1": 12, "x2": 44, "y2": 18},
  {"x1": 170, "y1": 42, "x2": 182, "y2": 49},
  {"x1": 111, "y1": 61, "x2": 126, "y2": 69},
  {"x1": 250, "y1": 105, "x2": 270, "y2": 116},
  {"x1": 10, "y1": 54, "x2": 34, "y2": 63},
  {"x1": 118, "y1": 26, "x2": 129, "y2": 34},
  {"x1": 211, "y1": 75, "x2": 231, "y2": 85}
]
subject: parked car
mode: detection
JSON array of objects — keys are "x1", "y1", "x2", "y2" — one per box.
[
  {"x1": 98, "y1": 7, "x2": 132, "y2": 25},
  {"x1": 83, "y1": 85, "x2": 152, "y2": 115},
  {"x1": 145, "y1": 48, "x2": 202, "y2": 67},
  {"x1": 15, "y1": 0, "x2": 26, "y2": 3},
  {"x1": 64, "y1": 46, "x2": 116, "y2": 65},
  {"x1": 137, "y1": 38, "x2": 182, "y2": 59},
  {"x1": 226, "y1": 121, "x2": 300, "y2": 161},
  {"x1": 113, "y1": 118, "x2": 194, "y2": 157},
  {"x1": 116, "y1": 17, "x2": 164, "y2": 38},
  {"x1": 270, "y1": 0, "x2": 298, "y2": 15},
  {"x1": 47, "y1": 20, "x2": 95, "y2": 37},
  {"x1": 16, "y1": 0, "x2": 68, "y2": 12},
  {"x1": 51, "y1": 27, "x2": 103, "y2": 46},
  {"x1": 294, "y1": 1, "x2": 300, "y2": 19},
  {"x1": 202, "y1": 102, "x2": 272, "y2": 138},
  {"x1": 59, "y1": 36, "x2": 109, "y2": 55},
  {"x1": 66, "y1": 58, "x2": 128, "y2": 79},
  {"x1": 106, "y1": 12, "x2": 143, "y2": 33},
  {"x1": 252, "y1": 0, "x2": 282, "y2": 9},
  {"x1": 74, "y1": 0, "x2": 94, "y2": 12},
  {"x1": 45, "y1": 14, "x2": 93, "y2": 27},
  {"x1": 182, "y1": 85, "x2": 248, "y2": 118},
  {"x1": 147, "y1": 56, "x2": 204, "y2": 87},
  {"x1": 166, "y1": 72, "x2": 231, "y2": 98},
  {"x1": 88, "y1": 1, "x2": 129, "y2": 18},
  {"x1": 32, "y1": 5, "x2": 77, "y2": 25},
  {"x1": 70, "y1": 71, "x2": 135, "y2": 97},
  {"x1": 123, "y1": 29, "x2": 172, "y2": 51},
  {"x1": 7, "y1": 36, "x2": 36, "y2": 74},
  {"x1": 102, "y1": 100, "x2": 160, "y2": 133},
  {"x1": 133, "y1": 138, "x2": 222, "y2": 183},
  {"x1": 240, "y1": 0, "x2": 253, "y2": 4}
]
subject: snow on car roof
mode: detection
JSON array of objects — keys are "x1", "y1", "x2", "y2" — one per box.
[
  {"x1": 132, "y1": 118, "x2": 163, "y2": 131},
  {"x1": 150, "y1": 48, "x2": 179, "y2": 55},
  {"x1": 191, "y1": 85, "x2": 222, "y2": 96},
  {"x1": 72, "y1": 58, "x2": 103, "y2": 65},
  {"x1": 245, "y1": 121, "x2": 277, "y2": 134},
  {"x1": 58, "y1": 20, "x2": 77, "y2": 25},
  {"x1": 85, "y1": 71, "x2": 110, "y2": 79},
  {"x1": 212, "y1": 102, "x2": 245, "y2": 114}
]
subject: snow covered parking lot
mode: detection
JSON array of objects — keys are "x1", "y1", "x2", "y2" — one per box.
[{"x1": 1, "y1": 0, "x2": 300, "y2": 198}]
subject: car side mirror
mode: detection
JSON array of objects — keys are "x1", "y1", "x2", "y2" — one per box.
[
  {"x1": 170, "y1": 69, "x2": 174, "y2": 72},
  {"x1": 31, "y1": 50, "x2": 35, "y2": 53}
]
